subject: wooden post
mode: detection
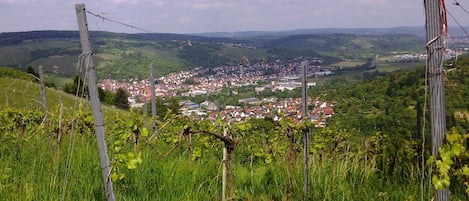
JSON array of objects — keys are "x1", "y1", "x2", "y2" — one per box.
[
  {"x1": 75, "y1": 4, "x2": 116, "y2": 201},
  {"x1": 38, "y1": 65, "x2": 48, "y2": 121},
  {"x1": 424, "y1": 0, "x2": 449, "y2": 200},
  {"x1": 143, "y1": 97, "x2": 148, "y2": 116},
  {"x1": 301, "y1": 61, "x2": 310, "y2": 200},
  {"x1": 222, "y1": 126, "x2": 228, "y2": 201},
  {"x1": 149, "y1": 63, "x2": 157, "y2": 136}
]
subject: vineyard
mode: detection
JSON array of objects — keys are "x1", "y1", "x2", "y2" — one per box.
[{"x1": 1, "y1": 65, "x2": 469, "y2": 201}]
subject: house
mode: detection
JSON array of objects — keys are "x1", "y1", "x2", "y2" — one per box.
[
  {"x1": 239, "y1": 97, "x2": 261, "y2": 105},
  {"x1": 277, "y1": 81, "x2": 301, "y2": 91},
  {"x1": 200, "y1": 101, "x2": 218, "y2": 111}
]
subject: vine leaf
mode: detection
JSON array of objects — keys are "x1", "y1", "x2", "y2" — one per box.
[
  {"x1": 126, "y1": 152, "x2": 143, "y2": 170},
  {"x1": 446, "y1": 132, "x2": 460, "y2": 143},
  {"x1": 432, "y1": 175, "x2": 450, "y2": 190},
  {"x1": 462, "y1": 165, "x2": 469, "y2": 177},
  {"x1": 140, "y1": 127, "x2": 149, "y2": 137}
]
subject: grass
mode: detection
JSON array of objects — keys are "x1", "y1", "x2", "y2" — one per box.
[
  {"x1": 0, "y1": 76, "x2": 464, "y2": 200},
  {"x1": 329, "y1": 60, "x2": 424, "y2": 73},
  {"x1": 377, "y1": 61, "x2": 424, "y2": 72},
  {"x1": 28, "y1": 55, "x2": 79, "y2": 76},
  {"x1": 0, "y1": 128, "x2": 431, "y2": 200},
  {"x1": 0, "y1": 76, "x2": 86, "y2": 114},
  {"x1": 330, "y1": 61, "x2": 365, "y2": 68}
]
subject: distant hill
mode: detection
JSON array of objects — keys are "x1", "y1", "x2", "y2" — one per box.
[
  {"x1": 192, "y1": 27, "x2": 427, "y2": 38},
  {"x1": 0, "y1": 30, "x2": 427, "y2": 80},
  {"x1": 260, "y1": 33, "x2": 424, "y2": 64},
  {"x1": 193, "y1": 26, "x2": 469, "y2": 38}
]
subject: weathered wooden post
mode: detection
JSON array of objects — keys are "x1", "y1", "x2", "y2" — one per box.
[
  {"x1": 75, "y1": 4, "x2": 116, "y2": 201},
  {"x1": 149, "y1": 63, "x2": 157, "y2": 136},
  {"x1": 424, "y1": 0, "x2": 449, "y2": 200},
  {"x1": 301, "y1": 60, "x2": 310, "y2": 200}
]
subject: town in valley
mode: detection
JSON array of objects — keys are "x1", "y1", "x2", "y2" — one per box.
[{"x1": 98, "y1": 58, "x2": 335, "y2": 126}]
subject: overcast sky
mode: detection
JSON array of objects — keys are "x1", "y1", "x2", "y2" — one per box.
[{"x1": 1, "y1": 0, "x2": 469, "y2": 34}]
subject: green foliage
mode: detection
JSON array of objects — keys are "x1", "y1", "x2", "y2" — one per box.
[
  {"x1": 26, "y1": 66, "x2": 39, "y2": 80},
  {"x1": 143, "y1": 97, "x2": 180, "y2": 118},
  {"x1": 114, "y1": 88, "x2": 130, "y2": 110},
  {"x1": 0, "y1": 67, "x2": 34, "y2": 81},
  {"x1": 431, "y1": 128, "x2": 469, "y2": 197},
  {"x1": 109, "y1": 115, "x2": 147, "y2": 181},
  {"x1": 99, "y1": 87, "x2": 116, "y2": 105},
  {"x1": 62, "y1": 75, "x2": 87, "y2": 96},
  {"x1": 179, "y1": 42, "x2": 230, "y2": 67}
]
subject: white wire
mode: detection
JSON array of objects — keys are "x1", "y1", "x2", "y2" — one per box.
[
  {"x1": 421, "y1": 52, "x2": 429, "y2": 201},
  {"x1": 61, "y1": 52, "x2": 90, "y2": 200}
]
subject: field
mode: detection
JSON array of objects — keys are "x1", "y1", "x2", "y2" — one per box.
[
  {"x1": 330, "y1": 61, "x2": 365, "y2": 68},
  {"x1": 376, "y1": 61, "x2": 424, "y2": 72}
]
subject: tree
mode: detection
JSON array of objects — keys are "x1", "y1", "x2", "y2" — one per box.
[
  {"x1": 114, "y1": 88, "x2": 129, "y2": 110},
  {"x1": 26, "y1": 66, "x2": 39, "y2": 81},
  {"x1": 98, "y1": 88, "x2": 116, "y2": 105},
  {"x1": 63, "y1": 75, "x2": 87, "y2": 96}
]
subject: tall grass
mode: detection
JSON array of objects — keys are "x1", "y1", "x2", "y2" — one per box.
[
  {"x1": 0, "y1": 76, "x2": 456, "y2": 200},
  {"x1": 0, "y1": 126, "x2": 433, "y2": 201}
]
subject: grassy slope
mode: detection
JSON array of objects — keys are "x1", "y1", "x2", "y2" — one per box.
[{"x1": 0, "y1": 77, "x2": 115, "y2": 114}]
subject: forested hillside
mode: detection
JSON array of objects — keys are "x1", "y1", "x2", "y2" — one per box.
[
  {"x1": 262, "y1": 34, "x2": 424, "y2": 63},
  {"x1": 326, "y1": 56, "x2": 469, "y2": 137},
  {"x1": 0, "y1": 31, "x2": 425, "y2": 80},
  {"x1": 314, "y1": 56, "x2": 469, "y2": 190}
]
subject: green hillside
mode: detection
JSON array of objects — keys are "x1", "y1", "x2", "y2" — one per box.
[
  {"x1": 0, "y1": 31, "x2": 426, "y2": 80},
  {"x1": 0, "y1": 31, "x2": 265, "y2": 80},
  {"x1": 0, "y1": 67, "x2": 124, "y2": 117},
  {"x1": 262, "y1": 34, "x2": 424, "y2": 63},
  {"x1": 325, "y1": 56, "x2": 469, "y2": 137}
]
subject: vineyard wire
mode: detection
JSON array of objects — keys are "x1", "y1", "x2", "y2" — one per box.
[
  {"x1": 60, "y1": 52, "x2": 91, "y2": 201},
  {"x1": 446, "y1": 10, "x2": 469, "y2": 37},
  {"x1": 421, "y1": 40, "x2": 429, "y2": 201},
  {"x1": 86, "y1": 10, "x2": 155, "y2": 33}
]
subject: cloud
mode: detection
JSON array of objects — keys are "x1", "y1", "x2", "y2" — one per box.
[
  {"x1": 357, "y1": 0, "x2": 387, "y2": 5},
  {"x1": 111, "y1": 0, "x2": 140, "y2": 4},
  {"x1": 108, "y1": 0, "x2": 164, "y2": 7},
  {"x1": 179, "y1": 15, "x2": 192, "y2": 23},
  {"x1": 0, "y1": 0, "x2": 464, "y2": 34},
  {"x1": 179, "y1": 1, "x2": 237, "y2": 10},
  {"x1": 150, "y1": 0, "x2": 165, "y2": 7},
  {"x1": 0, "y1": 0, "x2": 16, "y2": 3}
]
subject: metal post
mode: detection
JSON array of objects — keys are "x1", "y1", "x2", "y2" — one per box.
[
  {"x1": 75, "y1": 4, "x2": 116, "y2": 201},
  {"x1": 301, "y1": 61, "x2": 310, "y2": 200},
  {"x1": 424, "y1": 0, "x2": 449, "y2": 200},
  {"x1": 149, "y1": 63, "x2": 157, "y2": 136}
]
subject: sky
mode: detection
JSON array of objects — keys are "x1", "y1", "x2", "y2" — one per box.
[{"x1": 1, "y1": 0, "x2": 469, "y2": 34}]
